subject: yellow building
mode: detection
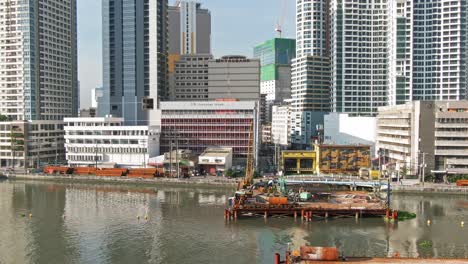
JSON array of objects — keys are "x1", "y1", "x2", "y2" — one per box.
[
  {"x1": 281, "y1": 144, "x2": 371, "y2": 175},
  {"x1": 281, "y1": 151, "x2": 316, "y2": 175}
]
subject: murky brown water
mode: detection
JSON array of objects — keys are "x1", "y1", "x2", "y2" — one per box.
[{"x1": 0, "y1": 180, "x2": 467, "y2": 264}]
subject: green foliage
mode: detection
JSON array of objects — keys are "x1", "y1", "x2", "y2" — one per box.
[
  {"x1": 419, "y1": 240, "x2": 432, "y2": 248},
  {"x1": 424, "y1": 173, "x2": 435, "y2": 182},
  {"x1": 0, "y1": 115, "x2": 9, "y2": 121},
  {"x1": 448, "y1": 174, "x2": 468, "y2": 183},
  {"x1": 225, "y1": 168, "x2": 233, "y2": 177},
  {"x1": 397, "y1": 211, "x2": 417, "y2": 221}
]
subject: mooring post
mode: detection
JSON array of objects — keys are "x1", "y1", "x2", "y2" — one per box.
[
  {"x1": 294, "y1": 210, "x2": 297, "y2": 219},
  {"x1": 325, "y1": 211, "x2": 329, "y2": 218},
  {"x1": 274, "y1": 253, "x2": 281, "y2": 264},
  {"x1": 355, "y1": 211, "x2": 359, "y2": 220}
]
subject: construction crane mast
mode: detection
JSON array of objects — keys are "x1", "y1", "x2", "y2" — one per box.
[
  {"x1": 275, "y1": 0, "x2": 288, "y2": 38},
  {"x1": 239, "y1": 122, "x2": 254, "y2": 190}
]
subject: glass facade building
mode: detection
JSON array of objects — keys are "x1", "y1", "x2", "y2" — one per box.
[{"x1": 100, "y1": 0, "x2": 168, "y2": 125}]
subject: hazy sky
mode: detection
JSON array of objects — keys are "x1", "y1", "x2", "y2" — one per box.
[{"x1": 77, "y1": 0, "x2": 296, "y2": 108}]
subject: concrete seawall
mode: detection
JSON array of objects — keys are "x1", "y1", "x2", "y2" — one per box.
[
  {"x1": 392, "y1": 184, "x2": 468, "y2": 194},
  {"x1": 10, "y1": 173, "x2": 238, "y2": 188}
]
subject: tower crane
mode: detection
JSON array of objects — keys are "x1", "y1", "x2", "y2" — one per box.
[{"x1": 275, "y1": 0, "x2": 288, "y2": 38}]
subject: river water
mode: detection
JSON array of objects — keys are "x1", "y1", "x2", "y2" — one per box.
[{"x1": 0, "y1": 180, "x2": 467, "y2": 264}]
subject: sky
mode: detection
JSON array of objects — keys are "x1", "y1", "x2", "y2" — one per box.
[{"x1": 77, "y1": 0, "x2": 296, "y2": 108}]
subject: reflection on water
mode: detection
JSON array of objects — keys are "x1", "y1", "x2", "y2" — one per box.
[{"x1": 0, "y1": 181, "x2": 467, "y2": 264}]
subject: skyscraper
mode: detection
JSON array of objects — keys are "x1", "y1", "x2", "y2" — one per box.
[
  {"x1": 387, "y1": 0, "x2": 467, "y2": 105},
  {"x1": 330, "y1": 0, "x2": 388, "y2": 116},
  {"x1": 0, "y1": 0, "x2": 78, "y2": 167},
  {"x1": 290, "y1": 0, "x2": 330, "y2": 147},
  {"x1": 0, "y1": 0, "x2": 78, "y2": 121},
  {"x1": 100, "y1": 0, "x2": 168, "y2": 125},
  {"x1": 254, "y1": 38, "x2": 296, "y2": 121},
  {"x1": 168, "y1": 1, "x2": 211, "y2": 56}
]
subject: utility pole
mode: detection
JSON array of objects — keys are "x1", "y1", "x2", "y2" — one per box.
[
  {"x1": 95, "y1": 143, "x2": 98, "y2": 168},
  {"x1": 55, "y1": 141, "x2": 58, "y2": 166},
  {"x1": 169, "y1": 135, "x2": 173, "y2": 177},
  {"x1": 176, "y1": 134, "x2": 179, "y2": 179},
  {"x1": 421, "y1": 152, "x2": 427, "y2": 186}
]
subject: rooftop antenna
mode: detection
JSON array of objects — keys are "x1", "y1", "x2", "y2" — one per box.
[{"x1": 275, "y1": 0, "x2": 288, "y2": 38}]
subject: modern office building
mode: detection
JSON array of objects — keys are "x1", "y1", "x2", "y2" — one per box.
[
  {"x1": 0, "y1": 0, "x2": 78, "y2": 167},
  {"x1": 208, "y1": 56, "x2": 261, "y2": 101},
  {"x1": 100, "y1": 0, "x2": 169, "y2": 124},
  {"x1": 64, "y1": 117, "x2": 160, "y2": 168},
  {"x1": 168, "y1": 1, "x2": 211, "y2": 56},
  {"x1": 387, "y1": 0, "x2": 468, "y2": 105},
  {"x1": 376, "y1": 101, "x2": 468, "y2": 177},
  {"x1": 171, "y1": 54, "x2": 212, "y2": 100},
  {"x1": 330, "y1": 0, "x2": 388, "y2": 116},
  {"x1": 253, "y1": 38, "x2": 295, "y2": 103},
  {"x1": 160, "y1": 100, "x2": 259, "y2": 165}
]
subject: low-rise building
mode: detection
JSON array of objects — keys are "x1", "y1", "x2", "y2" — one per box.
[
  {"x1": 280, "y1": 144, "x2": 371, "y2": 175},
  {"x1": 160, "y1": 100, "x2": 259, "y2": 166},
  {"x1": 0, "y1": 120, "x2": 65, "y2": 168},
  {"x1": 64, "y1": 117, "x2": 160, "y2": 168},
  {"x1": 376, "y1": 101, "x2": 468, "y2": 177},
  {"x1": 198, "y1": 147, "x2": 233, "y2": 176},
  {"x1": 162, "y1": 149, "x2": 196, "y2": 177}
]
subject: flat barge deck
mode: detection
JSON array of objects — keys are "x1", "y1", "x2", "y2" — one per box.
[{"x1": 225, "y1": 191, "x2": 393, "y2": 221}]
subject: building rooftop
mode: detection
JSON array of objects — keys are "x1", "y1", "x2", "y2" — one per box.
[{"x1": 200, "y1": 147, "x2": 232, "y2": 158}]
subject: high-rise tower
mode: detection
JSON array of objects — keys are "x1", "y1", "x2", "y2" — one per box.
[
  {"x1": 330, "y1": 0, "x2": 388, "y2": 116},
  {"x1": 0, "y1": 0, "x2": 78, "y2": 167},
  {"x1": 100, "y1": 0, "x2": 168, "y2": 125},
  {"x1": 0, "y1": 0, "x2": 78, "y2": 121},
  {"x1": 387, "y1": 0, "x2": 467, "y2": 105},
  {"x1": 290, "y1": 0, "x2": 331, "y2": 147}
]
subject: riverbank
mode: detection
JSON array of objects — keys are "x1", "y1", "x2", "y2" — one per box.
[
  {"x1": 10, "y1": 173, "x2": 238, "y2": 188},
  {"x1": 6, "y1": 174, "x2": 468, "y2": 194},
  {"x1": 392, "y1": 182, "x2": 468, "y2": 194}
]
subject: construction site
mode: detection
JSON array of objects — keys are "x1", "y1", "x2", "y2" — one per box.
[{"x1": 226, "y1": 126, "x2": 393, "y2": 222}]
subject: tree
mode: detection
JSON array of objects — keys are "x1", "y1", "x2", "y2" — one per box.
[
  {"x1": 225, "y1": 168, "x2": 233, "y2": 178},
  {"x1": 0, "y1": 115, "x2": 9, "y2": 121}
]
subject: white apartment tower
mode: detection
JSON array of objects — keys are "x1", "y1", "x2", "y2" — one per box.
[
  {"x1": 330, "y1": 0, "x2": 388, "y2": 116},
  {"x1": 0, "y1": 0, "x2": 78, "y2": 120},
  {"x1": 291, "y1": 0, "x2": 330, "y2": 147},
  {"x1": 0, "y1": 0, "x2": 78, "y2": 167},
  {"x1": 387, "y1": 0, "x2": 467, "y2": 105}
]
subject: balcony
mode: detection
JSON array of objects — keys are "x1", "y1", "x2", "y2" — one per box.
[
  {"x1": 435, "y1": 140, "x2": 468, "y2": 147},
  {"x1": 377, "y1": 129, "x2": 410, "y2": 137},
  {"x1": 435, "y1": 149, "x2": 468, "y2": 156},
  {"x1": 376, "y1": 135, "x2": 410, "y2": 145},
  {"x1": 435, "y1": 131, "x2": 468, "y2": 137}
]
